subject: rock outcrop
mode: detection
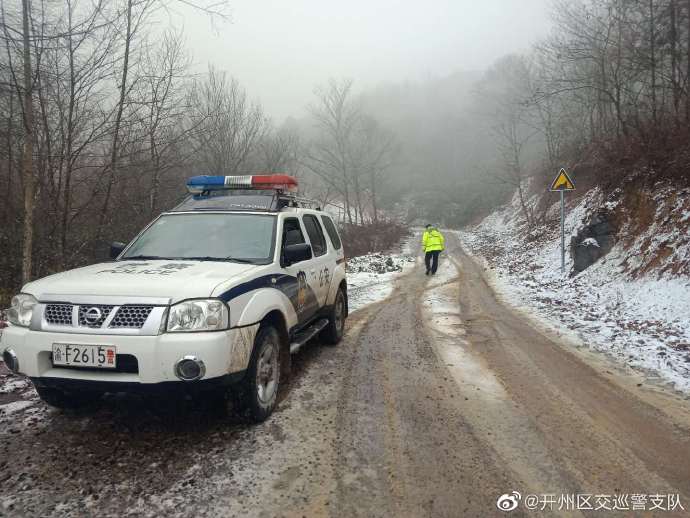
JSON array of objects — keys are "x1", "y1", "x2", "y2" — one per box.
[{"x1": 570, "y1": 209, "x2": 616, "y2": 274}]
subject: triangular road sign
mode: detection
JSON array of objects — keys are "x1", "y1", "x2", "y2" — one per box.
[{"x1": 550, "y1": 168, "x2": 575, "y2": 191}]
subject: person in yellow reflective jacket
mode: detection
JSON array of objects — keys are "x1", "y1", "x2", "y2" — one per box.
[{"x1": 422, "y1": 224, "x2": 445, "y2": 275}]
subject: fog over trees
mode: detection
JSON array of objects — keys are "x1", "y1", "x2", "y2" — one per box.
[{"x1": 2, "y1": 0, "x2": 690, "y2": 295}]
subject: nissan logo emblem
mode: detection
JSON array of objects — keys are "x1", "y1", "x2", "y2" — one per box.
[{"x1": 84, "y1": 307, "x2": 102, "y2": 325}]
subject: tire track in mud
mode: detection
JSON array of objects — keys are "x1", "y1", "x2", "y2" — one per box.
[
  {"x1": 332, "y1": 258, "x2": 520, "y2": 518},
  {"x1": 422, "y1": 254, "x2": 586, "y2": 518}
]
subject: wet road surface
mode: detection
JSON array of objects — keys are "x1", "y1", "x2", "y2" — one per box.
[{"x1": 1, "y1": 234, "x2": 690, "y2": 517}]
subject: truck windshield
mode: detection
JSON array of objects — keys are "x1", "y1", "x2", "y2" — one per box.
[{"x1": 121, "y1": 213, "x2": 276, "y2": 264}]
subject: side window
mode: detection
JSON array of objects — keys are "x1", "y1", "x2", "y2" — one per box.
[
  {"x1": 320, "y1": 215, "x2": 342, "y2": 250},
  {"x1": 282, "y1": 218, "x2": 306, "y2": 247},
  {"x1": 302, "y1": 215, "x2": 327, "y2": 257},
  {"x1": 281, "y1": 218, "x2": 306, "y2": 266}
]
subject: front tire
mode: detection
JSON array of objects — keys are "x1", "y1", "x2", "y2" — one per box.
[
  {"x1": 321, "y1": 287, "x2": 347, "y2": 345},
  {"x1": 35, "y1": 385, "x2": 102, "y2": 409},
  {"x1": 238, "y1": 325, "x2": 281, "y2": 422}
]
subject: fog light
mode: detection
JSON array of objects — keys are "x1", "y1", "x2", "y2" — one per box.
[
  {"x1": 3, "y1": 348, "x2": 19, "y2": 373},
  {"x1": 174, "y1": 356, "x2": 205, "y2": 381}
]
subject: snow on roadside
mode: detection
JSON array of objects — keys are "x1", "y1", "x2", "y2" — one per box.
[
  {"x1": 345, "y1": 232, "x2": 417, "y2": 312},
  {"x1": 0, "y1": 376, "x2": 30, "y2": 394},
  {"x1": 0, "y1": 399, "x2": 34, "y2": 416},
  {"x1": 460, "y1": 191, "x2": 690, "y2": 393},
  {"x1": 0, "y1": 361, "x2": 40, "y2": 431}
]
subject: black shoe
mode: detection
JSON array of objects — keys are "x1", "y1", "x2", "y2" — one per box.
[{"x1": 425, "y1": 270, "x2": 430, "y2": 275}]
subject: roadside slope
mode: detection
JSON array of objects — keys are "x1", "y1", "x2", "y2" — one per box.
[{"x1": 460, "y1": 184, "x2": 690, "y2": 393}]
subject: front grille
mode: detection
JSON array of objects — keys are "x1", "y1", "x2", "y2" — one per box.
[
  {"x1": 109, "y1": 306, "x2": 154, "y2": 328},
  {"x1": 45, "y1": 304, "x2": 74, "y2": 325},
  {"x1": 43, "y1": 303, "x2": 157, "y2": 331},
  {"x1": 78, "y1": 305, "x2": 114, "y2": 327}
]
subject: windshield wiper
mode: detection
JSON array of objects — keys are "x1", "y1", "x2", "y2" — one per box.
[
  {"x1": 120, "y1": 255, "x2": 172, "y2": 261},
  {"x1": 182, "y1": 256, "x2": 256, "y2": 264}
]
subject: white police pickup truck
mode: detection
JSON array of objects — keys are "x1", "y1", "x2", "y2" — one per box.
[{"x1": 1, "y1": 175, "x2": 347, "y2": 421}]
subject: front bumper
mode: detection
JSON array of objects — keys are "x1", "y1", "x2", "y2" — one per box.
[
  {"x1": 30, "y1": 371, "x2": 246, "y2": 395},
  {"x1": 0, "y1": 324, "x2": 257, "y2": 386}
]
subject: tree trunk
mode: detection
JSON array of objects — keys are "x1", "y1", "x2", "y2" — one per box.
[
  {"x1": 516, "y1": 181, "x2": 532, "y2": 228},
  {"x1": 352, "y1": 173, "x2": 364, "y2": 224},
  {"x1": 370, "y1": 171, "x2": 379, "y2": 224},
  {"x1": 60, "y1": 0, "x2": 76, "y2": 268},
  {"x1": 149, "y1": 132, "x2": 161, "y2": 217},
  {"x1": 687, "y1": 0, "x2": 690, "y2": 123},
  {"x1": 21, "y1": 0, "x2": 35, "y2": 284},
  {"x1": 670, "y1": 0, "x2": 680, "y2": 127},
  {"x1": 5, "y1": 91, "x2": 15, "y2": 219},
  {"x1": 97, "y1": 0, "x2": 133, "y2": 240},
  {"x1": 649, "y1": 0, "x2": 657, "y2": 128},
  {"x1": 342, "y1": 181, "x2": 353, "y2": 225}
]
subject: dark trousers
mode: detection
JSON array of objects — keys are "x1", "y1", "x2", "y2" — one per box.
[{"x1": 425, "y1": 250, "x2": 441, "y2": 274}]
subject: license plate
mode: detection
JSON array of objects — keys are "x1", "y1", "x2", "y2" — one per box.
[{"x1": 52, "y1": 343, "x2": 117, "y2": 369}]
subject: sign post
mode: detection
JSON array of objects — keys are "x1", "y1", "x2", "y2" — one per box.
[
  {"x1": 560, "y1": 190, "x2": 565, "y2": 272},
  {"x1": 550, "y1": 168, "x2": 575, "y2": 274}
]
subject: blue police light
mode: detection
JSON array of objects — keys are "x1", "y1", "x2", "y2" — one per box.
[{"x1": 186, "y1": 175, "x2": 253, "y2": 194}]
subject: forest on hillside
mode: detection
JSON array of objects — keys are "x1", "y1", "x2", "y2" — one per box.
[{"x1": 2, "y1": 0, "x2": 690, "y2": 295}]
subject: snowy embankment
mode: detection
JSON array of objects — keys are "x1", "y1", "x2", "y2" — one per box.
[
  {"x1": 345, "y1": 233, "x2": 417, "y2": 312},
  {"x1": 460, "y1": 187, "x2": 690, "y2": 393}
]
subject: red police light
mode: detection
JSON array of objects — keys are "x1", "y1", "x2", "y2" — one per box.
[{"x1": 250, "y1": 175, "x2": 298, "y2": 192}]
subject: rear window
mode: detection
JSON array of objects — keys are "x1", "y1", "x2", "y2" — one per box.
[
  {"x1": 321, "y1": 215, "x2": 342, "y2": 250},
  {"x1": 302, "y1": 215, "x2": 327, "y2": 256}
]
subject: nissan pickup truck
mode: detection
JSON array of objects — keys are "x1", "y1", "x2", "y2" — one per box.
[{"x1": 1, "y1": 174, "x2": 348, "y2": 422}]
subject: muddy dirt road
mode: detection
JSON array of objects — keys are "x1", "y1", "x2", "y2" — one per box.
[{"x1": 2, "y1": 234, "x2": 690, "y2": 517}]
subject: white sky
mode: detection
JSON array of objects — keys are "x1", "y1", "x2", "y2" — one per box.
[{"x1": 173, "y1": 0, "x2": 553, "y2": 123}]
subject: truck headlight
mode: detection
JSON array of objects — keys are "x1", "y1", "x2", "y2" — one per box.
[
  {"x1": 166, "y1": 299, "x2": 229, "y2": 332},
  {"x1": 7, "y1": 293, "x2": 37, "y2": 327}
]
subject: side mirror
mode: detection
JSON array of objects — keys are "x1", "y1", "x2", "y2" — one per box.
[
  {"x1": 110, "y1": 241, "x2": 126, "y2": 259},
  {"x1": 284, "y1": 243, "x2": 312, "y2": 265}
]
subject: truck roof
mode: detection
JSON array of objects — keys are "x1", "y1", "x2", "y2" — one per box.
[{"x1": 171, "y1": 191, "x2": 321, "y2": 213}]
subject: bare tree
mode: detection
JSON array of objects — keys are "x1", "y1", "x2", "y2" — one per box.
[
  {"x1": 187, "y1": 67, "x2": 268, "y2": 176},
  {"x1": 0, "y1": 0, "x2": 230, "y2": 295},
  {"x1": 478, "y1": 55, "x2": 537, "y2": 226},
  {"x1": 136, "y1": 29, "x2": 191, "y2": 216},
  {"x1": 19, "y1": 0, "x2": 35, "y2": 284},
  {"x1": 304, "y1": 79, "x2": 361, "y2": 223},
  {"x1": 255, "y1": 124, "x2": 301, "y2": 175},
  {"x1": 350, "y1": 115, "x2": 397, "y2": 223},
  {"x1": 97, "y1": 0, "x2": 156, "y2": 240}
]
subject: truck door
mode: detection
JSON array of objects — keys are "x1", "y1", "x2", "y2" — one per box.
[
  {"x1": 301, "y1": 214, "x2": 332, "y2": 309},
  {"x1": 280, "y1": 217, "x2": 319, "y2": 324}
]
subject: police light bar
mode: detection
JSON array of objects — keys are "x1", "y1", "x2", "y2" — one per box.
[{"x1": 186, "y1": 175, "x2": 298, "y2": 194}]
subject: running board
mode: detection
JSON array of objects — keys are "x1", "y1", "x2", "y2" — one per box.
[{"x1": 290, "y1": 318, "x2": 329, "y2": 354}]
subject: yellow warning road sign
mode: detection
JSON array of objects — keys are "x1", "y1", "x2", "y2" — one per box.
[
  {"x1": 550, "y1": 168, "x2": 575, "y2": 191},
  {"x1": 552, "y1": 167, "x2": 574, "y2": 274}
]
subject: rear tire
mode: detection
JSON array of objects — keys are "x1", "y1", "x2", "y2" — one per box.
[
  {"x1": 237, "y1": 325, "x2": 281, "y2": 422},
  {"x1": 35, "y1": 385, "x2": 101, "y2": 409},
  {"x1": 321, "y1": 287, "x2": 347, "y2": 345}
]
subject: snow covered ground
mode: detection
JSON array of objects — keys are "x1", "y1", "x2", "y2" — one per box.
[
  {"x1": 345, "y1": 232, "x2": 417, "y2": 312},
  {"x1": 460, "y1": 189, "x2": 690, "y2": 393}
]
